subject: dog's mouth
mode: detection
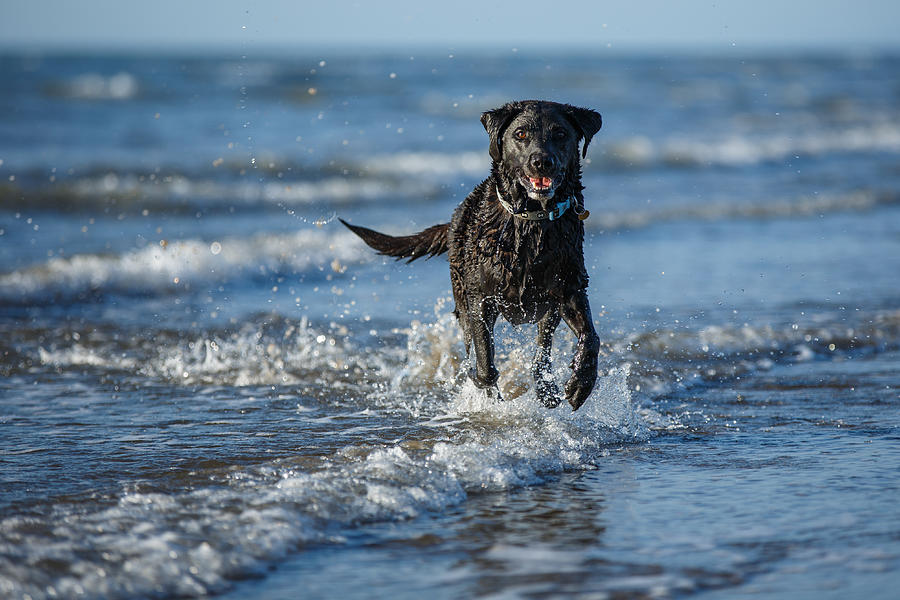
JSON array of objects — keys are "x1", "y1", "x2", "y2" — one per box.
[
  {"x1": 521, "y1": 174, "x2": 559, "y2": 199},
  {"x1": 528, "y1": 177, "x2": 554, "y2": 191}
]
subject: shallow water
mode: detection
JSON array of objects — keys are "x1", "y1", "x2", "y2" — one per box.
[{"x1": 1, "y1": 50, "x2": 900, "y2": 598}]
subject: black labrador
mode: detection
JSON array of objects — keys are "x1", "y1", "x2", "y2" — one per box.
[{"x1": 341, "y1": 100, "x2": 602, "y2": 410}]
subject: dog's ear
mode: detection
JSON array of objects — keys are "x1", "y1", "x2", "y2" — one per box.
[
  {"x1": 563, "y1": 105, "x2": 603, "y2": 158},
  {"x1": 481, "y1": 103, "x2": 521, "y2": 163}
]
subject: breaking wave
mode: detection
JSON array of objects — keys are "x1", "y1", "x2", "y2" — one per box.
[
  {"x1": 0, "y1": 359, "x2": 643, "y2": 599},
  {"x1": 31, "y1": 295, "x2": 900, "y2": 410},
  {"x1": 0, "y1": 228, "x2": 369, "y2": 304},
  {"x1": 9, "y1": 293, "x2": 900, "y2": 598},
  {"x1": 583, "y1": 189, "x2": 900, "y2": 232},
  {"x1": 2, "y1": 172, "x2": 439, "y2": 213},
  {"x1": 10, "y1": 302, "x2": 900, "y2": 599},
  {"x1": 45, "y1": 72, "x2": 140, "y2": 101},
  {"x1": 604, "y1": 121, "x2": 900, "y2": 168},
  {"x1": 7, "y1": 118, "x2": 900, "y2": 214},
  {"x1": 362, "y1": 150, "x2": 487, "y2": 178}
]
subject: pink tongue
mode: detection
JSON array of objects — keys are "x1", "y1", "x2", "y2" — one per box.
[{"x1": 530, "y1": 177, "x2": 553, "y2": 189}]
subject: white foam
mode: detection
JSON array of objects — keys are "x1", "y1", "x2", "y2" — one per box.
[
  {"x1": 363, "y1": 151, "x2": 488, "y2": 178},
  {"x1": 35, "y1": 315, "x2": 396, "y2": 388},
  {"x1": 606, "y1": 122, "x2": 900, "y2": 168},
  {"x1": 7, "y1": 295, "x2": 652, "y2": 599},
  {"x1": 67, "y1": 173, "x2": 436, "y2": 206},
  {"x1": 56, "y1": 72, "x2": 139, "y2": 100},
  {"x1": 0, "y1": 228, "x2": 369, "y2": 302},
  {"x1": 38, "y1": 344, "x2": 138, "y2": 370},
  {"x1": 607, "y1": 309, "x2": 900, "y2": 399},
  {"x1": 146, "y1": 318, "x2": 394, "y2": 386},
  {"x1": 392, "y1": 298, "x2": 466, "y2": 391},
  {"x1": 587, "y1": 189, "x2": 892, "y2": 233},
  {"x1": 21, "y1": 304, "x2": 899, "y2": 598},
  {"x1": 431, "y1": 365, "x2": 645, "y2": 489},
  {"x1": 0, "y1": 361, "x2": 645, "y2": 599}
]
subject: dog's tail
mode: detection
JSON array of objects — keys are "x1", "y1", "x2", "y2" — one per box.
[{"x1": 339, "y1": 218, "x2": 449, "y2": 263}]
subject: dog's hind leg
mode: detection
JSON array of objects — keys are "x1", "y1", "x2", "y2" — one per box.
[
  {"x1": 532, "y1": 307, "x2": 562, "y2": 408},
  {"x1": 561, "y1": 290, "x2": 600, "y2": 411}
]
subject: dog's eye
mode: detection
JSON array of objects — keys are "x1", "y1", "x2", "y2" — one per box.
[
  {"x1": 553, "y1": 129, "x2": 567, "y2": 139},
  {"x1": 514, "y1": 129, "x2": 528, "y2": 140}
]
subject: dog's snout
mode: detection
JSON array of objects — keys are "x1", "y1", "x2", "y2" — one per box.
[{"x1": 529, "y1": 152, "x2": 556, "y2": 173}]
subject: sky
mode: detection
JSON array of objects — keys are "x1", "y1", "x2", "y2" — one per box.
[{"x1": 1, "y1": 0, "x2": 899, "y2": 52}]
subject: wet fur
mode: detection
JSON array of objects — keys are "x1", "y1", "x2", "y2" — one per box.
[{"x1": 341, "y1": 100, "x2": 602, "y2": 410}]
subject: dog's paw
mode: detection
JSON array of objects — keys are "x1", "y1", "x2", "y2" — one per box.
[
  {"x1": 535, "y1": 378, "x2": 562, "y2": 409},
  {"x1": 484, "y1": 385, "x2": 504, "y2": 403},
  {"x1": 564, "y1": 372, "x2": 596, "y2": 411},
  {"x1": 467, "y1": 368, "x2": 504, "y2": 403},
  {"x1": 468, "y1": 367, "x2": 499, "y2": 389}
]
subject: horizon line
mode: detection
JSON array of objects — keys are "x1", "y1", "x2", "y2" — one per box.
[{"x1": 2, "y1": 40, "x2": 899, "y2": 57}]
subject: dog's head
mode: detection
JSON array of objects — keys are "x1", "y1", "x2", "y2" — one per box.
[{"x1": 481, "y1": 100, "x2": 602, "y2": 204}]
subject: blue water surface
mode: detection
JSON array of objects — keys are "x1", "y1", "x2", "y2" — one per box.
[{"x1": 1, "y1": 49, "x2": 899, "y2": 599}]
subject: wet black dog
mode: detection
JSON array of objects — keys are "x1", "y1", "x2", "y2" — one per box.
[{"x1": 341, "y1": 100, "x2": 602, "y2": 410}]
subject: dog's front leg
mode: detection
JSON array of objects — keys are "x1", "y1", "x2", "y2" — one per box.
[
  {"x1": 467, "y1": 298, "x2": 500, "y2": 391},
  {"x1": 562, "y1": 290, "x2": 600, "y2": 411},
  {"x1": 533, "y1": 307, "x2": 562, "y2": 408}
]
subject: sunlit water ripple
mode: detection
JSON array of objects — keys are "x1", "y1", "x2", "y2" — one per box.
[{"x1": 1, "y1": 50, "x2": 899, "y2": 599}]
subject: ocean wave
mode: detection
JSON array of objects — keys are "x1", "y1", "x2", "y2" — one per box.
[
  {"x1": 378, "y1": 300, "x2": 900, "y2": 426},
  {"x1": 361, "y1": 122, "x2": 900, "y2": 178},
  {"x1": 603, "y1": 121, "x2": 900, "y2": 168},
  {"x1": 0, "y1": 228, "x2": 370, "y2": 303},
  {"x1": 0, "y1": 366, "x2": 643, "y2": 599},
  {"x1": 612, "y1": 308, "x2": 900, "y2": 399},
  {"x1": 68, "y1": 173, "x2": 436, "y2": 206},
  {"x1": 362, "y1": 150, "x2": 488, "y2": 178},
  {"x1": 45, "y1": 72, "x2": 140, "y2": 100},
  {"x1": 7, "y1": 117, "x2": 898, "y2": 215},
  {"x1": 9, "y1": 306, "x2": 900, "y2": 599},
  {"x1": 389, "y1": 300, "x2": 900, "y2": 407},
  {"x1": 6, "y1": 174, "x2": 893, "y2": 238},
  {"x1": 26, "y1": 312, "x2": 403, "y2": 389},
  {"x1": 36, "y1": 316, "x2": 385, "y2": 387},
  {"x1": 30, "y1": 293, "x2": 900, "y2": 405},
  {"x1": 2, "y1": 171, "x2": 439, "y2": 212},
  {"x1": 583, "y1": 189, "x2": 900, "y2": 232}
]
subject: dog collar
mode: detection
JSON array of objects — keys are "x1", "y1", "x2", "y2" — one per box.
[{"x1": 495, "y1": 186, "x2": 573, "y2": 221}]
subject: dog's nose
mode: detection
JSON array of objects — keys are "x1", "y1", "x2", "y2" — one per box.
[{"x1": 529, "y1": 153, "x2": 555, "y2": 173}]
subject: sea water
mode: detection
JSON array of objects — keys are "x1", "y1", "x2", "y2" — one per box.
[{"x1": 1, "y1": 50, "x2": 899, "y2": 598}]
